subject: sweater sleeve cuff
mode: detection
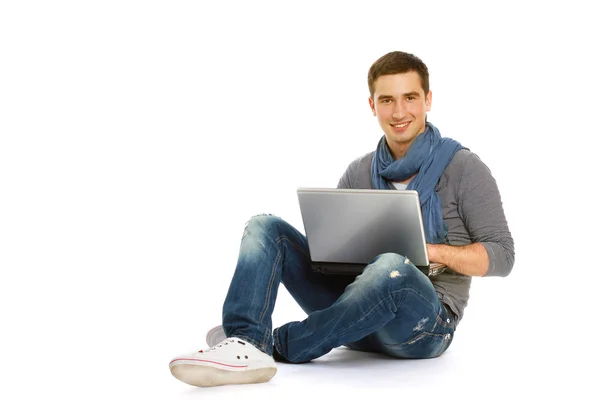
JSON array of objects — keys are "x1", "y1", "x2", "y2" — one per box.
[{"x1": 481, "y1": 241, "x2": 513, "y2": 277}]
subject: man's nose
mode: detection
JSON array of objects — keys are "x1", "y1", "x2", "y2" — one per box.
[{"x1": 392, "y1": 102, "x2": 406, "y2": 119}]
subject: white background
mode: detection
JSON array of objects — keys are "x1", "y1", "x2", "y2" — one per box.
[{"x1": 1, "y1": 1, "x2": 598, "y2": 399}]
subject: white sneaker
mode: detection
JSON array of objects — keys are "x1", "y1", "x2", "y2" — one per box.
[
  {"x1": 169, "y1": 337, "x2": 277, "y2": 387},
  {"x1": 206, "y1": 325, "x2": 226, "y2": 347}
]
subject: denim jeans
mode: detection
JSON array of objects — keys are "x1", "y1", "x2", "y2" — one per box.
[{"x1": 222, "y1": 215, "x2": 456, "y2": 364}]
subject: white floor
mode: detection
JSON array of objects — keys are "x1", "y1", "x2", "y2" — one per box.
[
  {"x1": 3, "y1": 260, "x2": 594, "y2": 399},
  {"x1": 8, "y1": 271, "x2": 587, "y2": 400},
  {"x1": 159, "y1": 275, "x2": 593, "y2": 400}
]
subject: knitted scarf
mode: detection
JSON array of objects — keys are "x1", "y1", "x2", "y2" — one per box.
[{"x1": 371, "y1": 121, "x2": 463, "y2": 243}]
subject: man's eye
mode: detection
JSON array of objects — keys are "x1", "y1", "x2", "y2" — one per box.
[
  {"x1": 381, "y1": 99, "x2": 392, "y2": 103},
  {"x1": 406, "y1": 96, "x2": 415, "y2": 101}
]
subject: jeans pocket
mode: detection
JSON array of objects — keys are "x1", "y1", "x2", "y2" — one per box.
[
  {"x1": 409, "y1": 331, "x2": 453, "y2": 358},
  {"x1": 436, "y1": 305, "x2": 457, "y2": 331}
]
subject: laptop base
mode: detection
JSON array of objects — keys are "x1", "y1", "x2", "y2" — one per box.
[{"x1": 311, "y1": 262, "x2": 447, "y2": 277}]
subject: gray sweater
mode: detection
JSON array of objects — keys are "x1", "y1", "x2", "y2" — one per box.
[{"x1": 337, "y1": 149, "x2": 515, "y2": 323}]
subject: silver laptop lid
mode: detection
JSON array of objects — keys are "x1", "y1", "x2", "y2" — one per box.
[{"x1": 297, "y1": 188, "x2": 430, "y2": 267}]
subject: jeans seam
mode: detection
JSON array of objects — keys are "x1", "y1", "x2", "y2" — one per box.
[
  {"x1": 436, "y1": 307, "x2": 454, "y2": 329},
  {"x1": 258, "y1": 246, "x2": 281, "y2": 347},
  {"x1": 391, "y1": 327, "x2": 454, "y2": 358},
  {"x1": 276, "y1": 235, "x2": 311, "y2": 259},
  {"x1": 402, "y1": 331, "x2": 446, "y2": 345},
  {"x1": 259, "y1": 235, "x2": 311, "y2": 328},
  {"x1": 258, "y1": 235, "x2": 309, "y2": 348},
  {"x1": 273, "y1": 327, "x2": 284, "y2": 359}
]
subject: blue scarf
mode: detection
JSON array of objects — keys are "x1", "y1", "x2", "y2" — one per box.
[{"x1": 371, "y1": 122, "x2": 464, "y2": 244}]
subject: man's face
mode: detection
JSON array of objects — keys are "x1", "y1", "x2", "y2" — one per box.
[{"x1": 369, "y1": 71, "x2": 432, "y2": 159}]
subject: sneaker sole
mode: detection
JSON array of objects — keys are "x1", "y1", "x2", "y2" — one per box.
[{"x1": 170, "y1": 364, "x2": 277, "y2": 387}]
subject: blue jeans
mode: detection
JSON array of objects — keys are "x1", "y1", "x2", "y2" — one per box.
[{"x1": 222, "y1": 215, "x2": 456, "y2": 364}]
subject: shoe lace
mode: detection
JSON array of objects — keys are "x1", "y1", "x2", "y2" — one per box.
[{"x1": 198, "y1": 338, "x2": 236, "y2": 353}]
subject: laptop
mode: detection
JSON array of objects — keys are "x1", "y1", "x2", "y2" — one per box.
[{"x1": 297, "y1": 188, "x2": 447, "y2": 277}]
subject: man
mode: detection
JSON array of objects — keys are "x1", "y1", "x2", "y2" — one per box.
[{"x1": 169, "y1": 51, "x2": 515, "y2": 387}]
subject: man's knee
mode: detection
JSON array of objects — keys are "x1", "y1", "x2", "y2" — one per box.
[
  {"x1": 243, "y1": 214, "x2": 281, "y2": 239},
  {"x1": 361, "y1": 253, "x2": 421, "y2": 283}
]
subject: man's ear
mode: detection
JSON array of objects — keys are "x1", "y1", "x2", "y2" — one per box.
[
  {"x1": 369, "y1": 97, "x2": 376, "y2": 116},
  {"x1": 425, "y1": 90, "x2": 432, "y2": 112}
]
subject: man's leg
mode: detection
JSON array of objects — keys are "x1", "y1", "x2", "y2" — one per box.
[
  {"x1": 345, "y1": 295, "x2": 456, "y2": 359},
  {"x1": 273, "y1": 253, "x2": 456, "y2": 363},
  {"x1": 169, "y1": 214, "x2": 350, "y2": 387},
  {"x1": 222, "y1": 214, "x2": 351, "y2": 355}
]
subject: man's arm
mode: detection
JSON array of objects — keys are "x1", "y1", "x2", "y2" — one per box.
[
  {"x1": 431, "y1": 151, "x2": 514, "y2": 277},
  {"x1": 337, "y1": 153, "x2": 373, "y2": 190},
  {"x1": 427, "y1": 242, "x2": 488, "y2": 277}
]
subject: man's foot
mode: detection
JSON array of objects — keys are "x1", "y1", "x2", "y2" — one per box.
[
  {"x1": 169, "y1": 337, "x2": 277, "y2": 387},
  {"x1": 204, "y1": 325, "x2": 296, "y2": 363}
]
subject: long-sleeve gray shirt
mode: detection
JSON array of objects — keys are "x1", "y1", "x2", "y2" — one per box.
[{"x1": 337, "y1": 149, "x2": 515, "y2": 323}]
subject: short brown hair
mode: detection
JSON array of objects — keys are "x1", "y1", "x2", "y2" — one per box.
[{"x1": 367, "y1": 51, "x2": 430, "y2": 98}]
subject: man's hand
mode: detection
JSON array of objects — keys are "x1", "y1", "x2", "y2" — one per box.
[{"x1": 426, "y1": 243, "x2": 489, "y2": 277}]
